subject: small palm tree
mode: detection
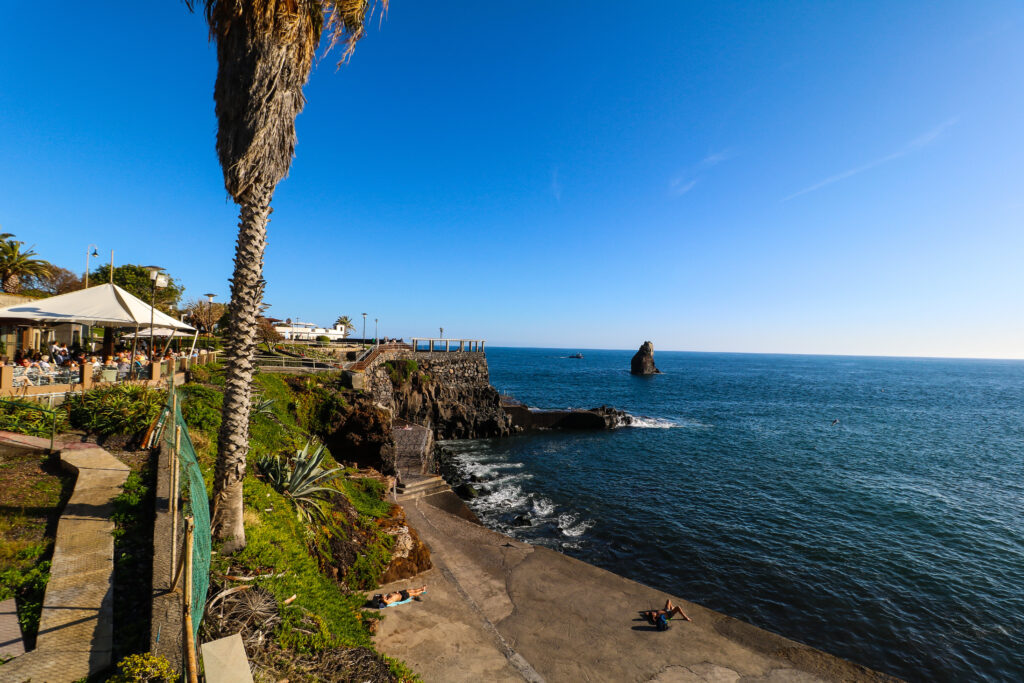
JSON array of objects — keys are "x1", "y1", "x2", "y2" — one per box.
[
  {"x1": 187, "y1": 0, "x2": 383, "y2": 551},
  {"x1": 0, "y1": 240, "x2": 52, "y2": 294},
  {"x1": 334, "y1": 315, "x2": 355, "y2": 337}
]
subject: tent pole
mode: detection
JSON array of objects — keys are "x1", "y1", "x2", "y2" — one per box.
[
  {"x1": 159, "y1": 331, "x2": 176, "y2": 359},
  {"x1": 188, "y1": 331, "x2": 198, "y2": 359},
  {"x1": 129, "y1": 324, "x2": 140, "y2": 380}
]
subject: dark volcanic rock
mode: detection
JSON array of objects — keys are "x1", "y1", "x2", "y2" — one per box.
[
  {"x1": 503, "y1": 403, "x2": 633, "y2": 430},
  {"x1": 372, "y1": 356, "x2": 514, "y2": 440},
  {"x1": 454, "y1": 483, "x2": 479, "y2": 499},
  {"x1": 630, "y1": 341, "x2": 662, "y2": 375}
]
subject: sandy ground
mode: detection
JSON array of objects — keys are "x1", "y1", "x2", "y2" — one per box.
[{"x1": 372, "y1": 496, "x2": 899, "y2": 683}]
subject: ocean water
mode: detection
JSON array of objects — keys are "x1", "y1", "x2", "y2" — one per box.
[{"x1": 440, "y1": 348, "x2": 1024, "y2": 682}]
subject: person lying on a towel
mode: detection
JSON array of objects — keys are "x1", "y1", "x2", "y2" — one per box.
[
  {"x1": 639, "y1": 599, "x2": 692, "y2": 630},
  {"x1": 372, "y1": 585, "x2": 427, "y2": 608}
]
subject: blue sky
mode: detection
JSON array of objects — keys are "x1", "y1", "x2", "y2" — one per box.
[{"x1": 2, "y1": 2, "x2": 1023, "y2": 357}]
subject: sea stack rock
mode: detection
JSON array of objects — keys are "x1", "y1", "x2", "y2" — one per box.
[{"x1": 630, "y1": 341, "x2": 662, "y2": 375}]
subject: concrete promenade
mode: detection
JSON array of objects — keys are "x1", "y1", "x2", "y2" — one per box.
[
  {"x1": 0, "y1": 435, "x2": 129, "y2": 683},
  {"x1": 374, "y1": 497, "x2": 897, "y2": 683}
]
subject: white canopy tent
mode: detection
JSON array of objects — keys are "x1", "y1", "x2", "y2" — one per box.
[
  {"x1": 0, "y1": 283, "x2": 197, "y2": 361},
  {"x1": 121, "y1": 326, "x2": 194, "y2": 338},
  {"x1": 0, "y1": 283, "x2": 194, "y2": 330}
]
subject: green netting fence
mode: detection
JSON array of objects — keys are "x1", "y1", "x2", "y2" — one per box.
[{"x1": 159, "y1": 381, "x2": 211, "y2": 641}]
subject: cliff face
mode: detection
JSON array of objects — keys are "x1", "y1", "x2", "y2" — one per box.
[{"x1": 368, "y1": 353, "x2": 513, "y2": 440}]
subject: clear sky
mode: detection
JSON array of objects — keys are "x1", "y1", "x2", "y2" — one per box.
[{"x1": 2, "y1": 2, "x2": 1023, "y2": 357}]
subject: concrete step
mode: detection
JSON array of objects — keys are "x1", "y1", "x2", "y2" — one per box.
[
  {"x1": 396, "y1": 476, "x2": 451, "y2": 501},
  {"x1": 397, "y1": 475, "x2": 444, "y2": 493}
]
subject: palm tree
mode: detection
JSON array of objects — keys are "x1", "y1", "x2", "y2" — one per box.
[
  {"x1": 0, "y1": 240, "x2": 52, "y2": 294},
  {"x1": 334, "y1": 315, "x2": 355, "y2": 337},
  {"x1": 187, "y1": 0, "x2": 383, "y2": 552}
]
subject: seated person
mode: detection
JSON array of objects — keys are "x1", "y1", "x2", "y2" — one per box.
[
  {"x1": 640, "y1": 599, "x2": 692, "y2": 630},
  {"x1": 38, "y1": 355, "x2": 52, "y2": 371},
  {"x1": 371, "y1": 585, "x2": 427, "y2": 608}
]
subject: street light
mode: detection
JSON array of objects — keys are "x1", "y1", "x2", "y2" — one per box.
[
  {"x1": 144, "y1": 266, "x2": 166, "y2": 366},
  {"x1": 375, "y1": 318, "x2": 379, "y2": 346},
  {"x1": 362, "y1": 312, "x2": 367, "y2": 345},
  {"x1": 84, "y1": 245, "x2": 99, "y2": 288},
  {"x1": 440, "y1": 327, "x2": 444, "y2": 339},
  {"x1": 203, "y1": 293, "x2": 216, "y2": 338}
]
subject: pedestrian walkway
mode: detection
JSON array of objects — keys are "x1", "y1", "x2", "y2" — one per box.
[
  {"x1": 0, "y1": 599, "x2": 24, "y2": 660},
  {"x1": 373, "y1": 498, "x2": 896, "y2": 683},
  {"x1": 0, "y1": 434, "x2": 129, "y2": 683}
]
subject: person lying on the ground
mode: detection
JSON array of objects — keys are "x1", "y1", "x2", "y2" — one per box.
[
  {"x1": 372, "y1": 585, "x2": 427, "y2": 608},
  {"x1": 640, "y1": 599, "x2": 692, "y2": 629}
]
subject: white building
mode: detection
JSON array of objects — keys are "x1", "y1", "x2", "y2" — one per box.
[{"x1": 273, "y1": 320, "x2": 352, "y2": 342}]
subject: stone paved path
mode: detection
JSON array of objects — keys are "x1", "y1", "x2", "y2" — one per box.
[
  {"x1": 0, "y1": 439, "x2": 129, "y2": 683},
  {"x1": 0, "y1": 599, "x2": 24, "y2": 660}
]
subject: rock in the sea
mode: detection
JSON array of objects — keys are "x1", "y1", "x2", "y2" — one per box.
[
  {"x1": 630, "y1": 341, "x2": 662, "y2": 375},
  {"x1": 513, "y1": 514, "x2": 532, "y2": 527},
  {"x1": 454, "y1": 483, "x2": 479, "y2": 499}
]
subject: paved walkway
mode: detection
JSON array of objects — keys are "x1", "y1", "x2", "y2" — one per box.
[
  {"x1": 0, "y1": 599, "x2": 24, "y2": 660},
  {"x1": 373, "y1": 497, "x2": 897, "y2": 683},
  {"x1": 0, "y1": 435, "x2": 129, "y2": 683}
]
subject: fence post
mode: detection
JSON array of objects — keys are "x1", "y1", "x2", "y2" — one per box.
[{"x1": 183, "y1": 517, "x2": 199, "y2": 683}]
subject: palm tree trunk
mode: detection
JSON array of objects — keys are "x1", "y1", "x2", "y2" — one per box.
[
  {"x1": 212, "y1": 189, "x2": 271, "y2": 552},
  {"x1": 3, "y1": 274, "x2": 19, "y2": 293}
]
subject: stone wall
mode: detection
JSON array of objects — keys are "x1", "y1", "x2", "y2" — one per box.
[{"x1": 366, "y1": 352, "x2": 512, "y2": 440}]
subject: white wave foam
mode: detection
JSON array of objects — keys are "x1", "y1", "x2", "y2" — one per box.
[
  {"x1": 475, "y1": 484, "x2": 528, "y2": 513},
  {"x1": 557, "y1": 512, "x2": 594, "y2": 538},
  {"x1": 531, "y1": 497, "x2": 556, "y2": 517},
  {"x1": 626, "y1": 415, "x2": 678, "y2": 428}
]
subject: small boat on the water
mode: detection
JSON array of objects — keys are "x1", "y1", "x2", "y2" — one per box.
[{"x1": 568, "y1": 352, "x2": 584, "y2": 359}]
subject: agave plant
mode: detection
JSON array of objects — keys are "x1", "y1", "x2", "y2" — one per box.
[
  {"x1": 256, "y1": 440, "x2": 343, "y2": 523},
  {"x1": 250, "y1": 393, "x2": 276, "y2": 420}
]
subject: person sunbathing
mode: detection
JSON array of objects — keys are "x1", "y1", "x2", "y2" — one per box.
[
  {"x1": 640, "y1": 599, "x2": 692, "y2": 629},
  {"x1": 372, "y1": 585, "x2": 427, "y2": 608}
]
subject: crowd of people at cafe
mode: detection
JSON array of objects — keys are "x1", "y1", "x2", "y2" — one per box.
[{"x1": 2, "y1": 339, "x2": 201, "y2": 386}]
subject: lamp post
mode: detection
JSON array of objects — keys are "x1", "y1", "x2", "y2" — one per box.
[
  {"x1": 375, "y1": 318, "x2": 379, "y2": 347},
  {"x1": 362, "y1": 312, "x2": 367, "y2": 346},
  {"x1": 145, "y1": 266, "x2": 166, "y2": 365},
  {"x1": 204, "y1": 293, "x2": 216, "y2": 342},
  {"x1": 440, "y1": 327, "x2": 444, "y2": 339},
  {"x1": 84, "y1": 245, "x2": 99, "y2": 288}
]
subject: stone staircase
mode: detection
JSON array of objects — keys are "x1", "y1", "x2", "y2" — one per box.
[{"x1": 395, "y1": 474, "x2": 451, "y2": 501}]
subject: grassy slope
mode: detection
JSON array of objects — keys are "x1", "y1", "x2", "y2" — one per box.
[{"x1": 180, "y1": 365, "x2": 416, "y2": 680}]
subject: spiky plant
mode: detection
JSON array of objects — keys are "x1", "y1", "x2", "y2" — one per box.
[
  {"x1": 0, "y1": 240, "x2": 52, "y2": 294},
  {"x1": 186, "y1": 0, "x2": 385, "y2": 551},
  {"x1": 256, "y1": 440, "x2": 344, "y2": 524}
]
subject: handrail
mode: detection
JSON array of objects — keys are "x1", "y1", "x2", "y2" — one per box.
[{"x1": 0, "y1": 398, "x2": 58, "y2": 452}]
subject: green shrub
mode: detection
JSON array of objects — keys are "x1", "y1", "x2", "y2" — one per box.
[
  {"x1": 179, "y1": 384, "x2": 223, "y2": 433},
  {"x1": 0, "y1": 400, "x2": 69, "y2": 437},
  {"x1": 187, "y1": 361, "x2": 223, "y2": 385},
  {"x1": 67, "y1": 384, "x2": 164, "y2": 436},
  {"x1": 0, "y1": 551, "x2": 50, "y2": 643},
  {"x1": 384, "y1": 360, "x2": 418, "y2": 385},
  {"x1": 316, "y1": 335, "x2": 331, "y2": 343},
  {"x1": 108, "y1": 652, "x2": 179, "y2": 682}
]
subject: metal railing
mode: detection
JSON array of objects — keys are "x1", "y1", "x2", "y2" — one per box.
[
  {"x1": 409, "y1": 338, "x2": 486, "y2": 352},
  {"x1": 253, "y1": 355, "x2": 340, "y2": 371}
]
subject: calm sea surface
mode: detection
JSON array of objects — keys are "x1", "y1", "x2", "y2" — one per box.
[{"x1": 440, "y1": 348, "x2": 1024, "y2": 682}]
